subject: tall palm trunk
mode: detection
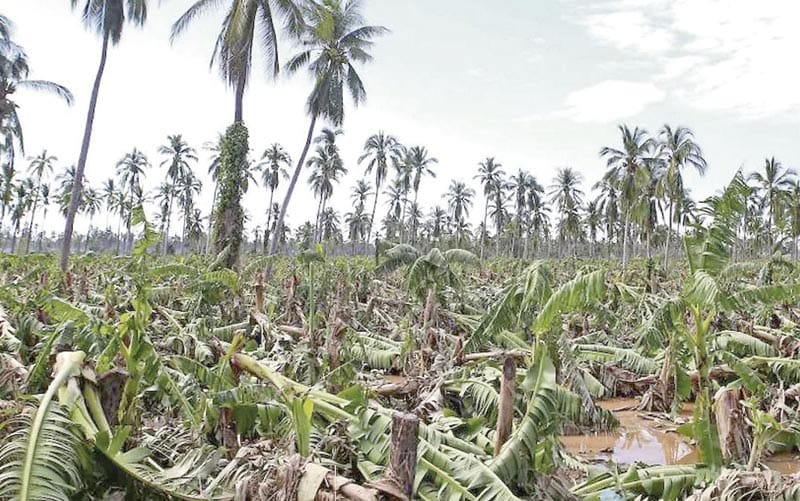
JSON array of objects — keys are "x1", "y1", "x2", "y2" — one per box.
[
  {"x1": 368, "y1": 182, "x2": 380, "y2": 241},
  {"x1": 162, "y1": 193, "x2": 173, "y2": 255},
  {"x1": 84, "y1": 216, "x2": 94, "y2": 253},
  {"x1": 263, "y1": 187, "x2": 275, "y2": 253},
  {"x1": 622, "y1": 210, "x2": 631, "y2": 267},
  {"x1": 61, "y1": 31, "x2": 110, "y2": 272},
  {"x1": 205, "y1": 182, "x2": 218, "y2": 254},
  {"x1": 411, "y1": 189, "x2": 419, "y2": 244},
  {"x1": 24, "y1": 193, "x2": 39, "y2": 254},
  {"x1": 480, "y1": 201, "x2": 488, "y2": 260},
  {"x1": 37, "y1": 207, "x2": 48, "y2": 252},
  {"x1": 663, "y1": 200, "x2": 673, "y2": 269},
  {"x1": 399, "y1": 195, "x2": 408, "y2": 244},
  {"x1": 270, "y1": 115, "x2": 318, "y2": 256}
]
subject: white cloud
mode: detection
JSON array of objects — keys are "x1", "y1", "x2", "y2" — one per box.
[
  {"x1": 562, "y1": 80, "x2": 665, "y2": 123},
  {"x1": 573, "y1": 0, "x2": 800, "y2": 119}
]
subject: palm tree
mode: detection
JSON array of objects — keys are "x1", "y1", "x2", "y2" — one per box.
[
  {"x1": 176, "y1": 169, "x2": 202, "y2": 251},
  {"x1": 62, "y1": 0, "x2": 148, "y2": 271},
  {"x1": 350, "y1": 179, "x2": 372, "y2": 213},
  {"x1": 474, "y1": 157, "x2": 505, "y2": 258},
  {"x1": 185, "y1": 208, "x2": 204, "y2": 252},
  {"x1": 172, "y1": 0, "x2": 301, "y2": 122},
  {"x1": 203, "y1": 134, "x2": 223, "y2": 254},
  {"x1": 23, "y1": 150, "x2": 56, "y2": 253},
  {"x1": 36, "y1": 183, "x2": 50, "y2": 251},
  {"x1": 257, "y1": 143, "x2": 290, "y2": 250},
  {"x1": 116, "y1": 148, "x2": 149, "y2": 253},
  {"x1": 154, "y1": 182, "x2": 172, "y2": 250},
  {"x1": 173, "y1": 0, "x2": 302, "y2": 267},
  {"x1": 428, "y1": 206, "x2": 448, "y2": 242},
  {"x1": 447, "y1": 180, "x2": 475, "y2": 248},
  {"x1": 358, "y1": 131, "x2": 402, "y2": 240},
  {"x1": 270, "y1": 0, "x2": 387, "y2": 255},
  {"x1": 594, "y1": 175, "x2": 620, "y2": 258},
  {"x1": 600, "y1": 125, "x2": 656, "y2": 266},
  {"x1": 344, "y1": 206, "x2": 370, "y2": 244},
  {"x1": 0, "y1": 162, "x2": 14, "y2": 242},
  {"x1": 585, "y1": 200, "x2": 602, "y2": 257},
  {"x1": 509, "y1": 170, "x2": 530, "y2": 256},
  {"x1": 82, "y1": 186, "x2": 101, "y2": 252},
  {"x1": 307, "y1": 129, "x2": 347, "y2": 241},
  {"x1": 749, "y1": 157, "x2": 796, "y2": 251},
  {"x1": 383, "y1": 178, "x2": 404, "y2": 239},
  {"x1": 548, "y1": 167, "x2": 584, "y2": 256},
  {"x1": 158, "y1": 134, "x2": 197, "y2": 254},
  {"x1": 657, "y1": 125, "x2": 706, "y2": 267},
  {"x1": 9, "y1": 179, "x2": 31, "y2": 253},
  {"x1": 319, "y1": 207, "x2": 341, "y2": 242},
  {"x1": 0, "y1": 25, "x2": 73, "y2": 170},
  {"x1": 404, "y1": 146, "x2": 437, "y2": 243}
]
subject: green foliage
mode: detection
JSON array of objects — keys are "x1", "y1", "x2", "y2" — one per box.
[{"x1": 211, "y1": 122, "x2": 249, "y2": 269}]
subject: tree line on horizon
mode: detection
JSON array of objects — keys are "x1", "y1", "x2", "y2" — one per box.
[{"x1": 1, "y1": 3, "x2": 798, "y2": 268}]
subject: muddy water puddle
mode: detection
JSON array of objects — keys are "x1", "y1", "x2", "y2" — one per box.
[{"x1": 561, "y1": 398, "x2": 800, "y2": 474}]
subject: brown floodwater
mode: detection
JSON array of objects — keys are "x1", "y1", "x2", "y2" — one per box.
[{"x1": 560, "y1": 398, "x2": 800, "y2": 474}]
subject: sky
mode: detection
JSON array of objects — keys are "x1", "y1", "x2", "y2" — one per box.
[{"x1": 5, "y1": 0, "x2": 800, "y2": 237}]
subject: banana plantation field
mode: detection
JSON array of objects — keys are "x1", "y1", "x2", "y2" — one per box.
[{"x1": 4, "y1": 194, "x2": 800, "y2": 500}]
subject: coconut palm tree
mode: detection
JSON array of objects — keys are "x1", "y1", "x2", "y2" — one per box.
[
  {"x1": 257, "y1": 143, "x2": 290, "y2": 250},
  {"x1": 319, "y1": 207, "x2": 341, "y2": 242},
  {"x1": 405, "y1": 146, "x2": 437, "y2": 243},
  {"x1": 202, "y1": 134, "x2": 223, "y2": 254},
  {"x1": 594, "y1": 174, "x2": 620, "y2": 258},
  {"x1": 600, "y1": 125, "x2": 656, "y2": 266},
  {"x1": 549, "y1": 167, "x2": 584, "y2": 257},
  {"x1": 474, "y1": 157, "x2": 505, "y2": 258},
  {"x1": 657, "y1": 125, "x2": 706, "y2": 267},
  {"x1": 428, "y1": 206, "x2": 448, "y2": 242},
  {"x1": 36, "y1": 183, "x2": 50, "y2": 251},
  {"x1": 22, "y1": 150, "x2": 56, "y2": 253},
  {"x1": 186, "y1": 208, "x2": 204, "y2": 252},
  {"x1": 173, "y1": 0, "x2": 302, "y2": 267},
  {"x1": 171, "y1": 0, "x2": 302, "y2": 122},
  {"x1": 749, "y1": 157, "x2": 796, "y2": 252},
  {"x1": 158, "y1": 134, "x2": 197, "y2": 254},
  {"x1": 447, "y1": 180, "x2": 475, "y2": 248},
  {"x1": 0, "y1": 25, "x2": 73, "y2": 170},
  {"x1": 176, "y1": 169, "x2": 202, "y2": 250},
  {"x1": 0, "y1": 162, "x2": 14, "y2": 242},
  {"x1": 8, "y1": 179, "x2": 31, "y2": 253},
  {"x1": 359, "y1": 131, "x2": 402, "y2": 240},
  {"x1": 585, "y1": 200, "x2": 602, "y2": 257},
  {"x1": 350, "y1": 179, "x2": 372, "y2": 213},
  {"x1": 62, "y1": 0, "x2": 148, "y2": 271},
  {"x1": 383, "y1": 177, "x2": 404, "y2": 239},
  {"x1": 82, "y1": 186, "x2": 101, "y2": 252},
  {"x1": 116, "y1": 148, "x2": 149, "y2": 253},
  {"x1": 270, "y1": 0, "x2": 387, "y2": 255},
  {"x1": 307, "y1": 130, "x2": 347, "y2": 241}
]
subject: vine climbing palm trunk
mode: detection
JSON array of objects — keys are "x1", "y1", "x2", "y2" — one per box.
[{"x1": 61, "y1": 31, "x2": 110, "y2": 272}]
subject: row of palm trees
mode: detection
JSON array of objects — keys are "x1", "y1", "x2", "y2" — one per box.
[{"x1": 3, "y1": 119, "x2": 800, "y2": 264}]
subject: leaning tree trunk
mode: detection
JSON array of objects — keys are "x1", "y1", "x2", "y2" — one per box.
[
  {"x1": 480, "y1": 202, "x2": 488, "y2": 260},
  {"x1": 61, "y1": 31, "x2": 110, "y2": 272},
  {"x1": 269, "y1": 115, "x2": 318, "y2": 256},
  {"x1": 211, "y1": 122, "x2": 249, "y2": 269}
]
